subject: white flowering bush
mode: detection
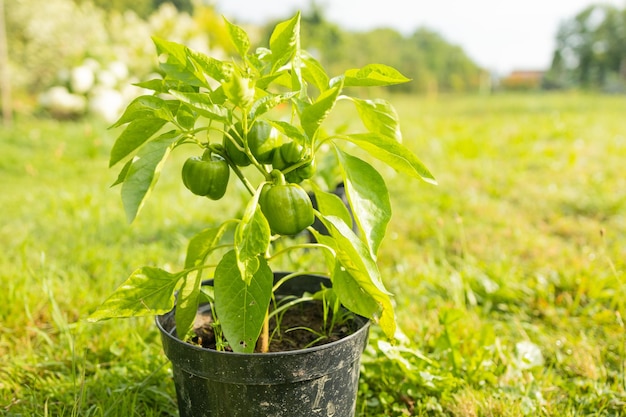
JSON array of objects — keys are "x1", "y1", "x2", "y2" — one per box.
[
  {"x1": 7, "y1": 0, "x2": 108, "y2": 94},
  {"x1": 39, "y1": 58, "x2": 148, "y2": 122},
  {"x1": 37, "y1": 86, "x2": 87, "y2": 119},
  {"x1": 8, "y1": 0, "x2": 224, "y2": 121}
]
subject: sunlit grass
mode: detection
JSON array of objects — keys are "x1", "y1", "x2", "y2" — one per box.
[
  {"x1": 361, "y1": 92, "x2": 626, "y2": 416},
  {"x1": 1, "y1": 92, "x2": 625, "y2": 416}
]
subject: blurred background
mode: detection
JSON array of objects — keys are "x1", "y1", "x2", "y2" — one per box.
[{"x1": 2, "y1": 0, "x2": 625, "y2": 124}]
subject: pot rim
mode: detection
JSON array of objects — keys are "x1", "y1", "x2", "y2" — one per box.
[
  {"x1": 155, "y1": 307, "x2": 370, "y2": 358},
  {"x1": 157, "y1": 271, "x2": 371, "y2": 357}
]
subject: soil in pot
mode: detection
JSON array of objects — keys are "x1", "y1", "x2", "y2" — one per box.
[{"x1": 192, "y1": 300, "x2": 357, "y2": 352}]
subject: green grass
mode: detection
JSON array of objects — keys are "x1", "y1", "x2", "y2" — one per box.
[{"x1": 1, "y1": 92, "x2": 625, "y2": 416}]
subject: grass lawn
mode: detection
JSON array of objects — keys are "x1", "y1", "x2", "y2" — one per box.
[{"x1": 1, "y1": 92, "x2": 625, "y2": 416}]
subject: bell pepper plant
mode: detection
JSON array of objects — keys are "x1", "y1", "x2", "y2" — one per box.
[{"x1": 89, "y1": 12, "x2": 436, "y2": 353}]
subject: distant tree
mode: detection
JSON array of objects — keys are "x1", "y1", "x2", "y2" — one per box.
[
  {"x1": 299, "y1": 2, "x2": 347, "y2": 67},
  {"x1": 401, "y1": 28, "x2": 482, "y2": 93},
  {"x1": 74, "y1": 0, "x2": 153, "y2": 18},
  {"x1": 153, "y1": 0, "x2": 193, "y2": 14},
  {"x1": 259, "y1": 3, "x2": 482, "y2": 94},
  {"x1": 73, "y1": 0, "x2": 193, "y2": 17},
  {"x1": 0, "y1": 0, "x2": 11, "y2": 124},
  {"x1": 193, "y1": 4, "x2": 235, "y2": 54},
  {"x1": 548, "y1": 4, "x2": 626, "y2": 89},
  {"x1": 8, "y1": 0, "x2": 110, "y2": 93}
]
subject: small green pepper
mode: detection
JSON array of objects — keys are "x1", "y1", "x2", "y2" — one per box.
[
  {"x1": 285, "y1": 159, "x2": 316, "y2": 184},
  {"x1": 271, "y1": 141, "x2": 305, "y2": 171},
  {"x1": 223, "y1": 120, "x2": 281, "y2": 166},
  {"x1": 280, "y1": 141, "x2": 305, "y2": 164},
  {"x1": 176, "y1": 104, "x2": 196, "y2": 130},
  {"x1": 181, "y1": 151, "x2": 230, "y2": 200},
  {"x1": 223, "y1": 122, "x2": 250, "y2": 166},
  {"x1": 248, "y1": 120, "x2": 281, "y2": 164},
  {"x1": 259, "y1": 178, "x2": 315, "y2": 235}
]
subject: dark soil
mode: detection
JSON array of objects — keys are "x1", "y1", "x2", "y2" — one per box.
[{"x1": 190, "y1": 301, "x2": 356, "y2": 352}]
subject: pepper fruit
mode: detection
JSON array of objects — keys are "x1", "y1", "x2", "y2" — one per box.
[
  {"x1": 248, "y1": 120, "x2": 281, "y2": 164},
  {"x1": 223, "y1": 120, "x2": 281, "y2": 166},
  {"x1": 176, "y1": 104, "x2": 196, "y2": 130},
  {"x1": 181, "y1": 151, "x2": 230, "y2": 200},
  {"x1": 223, "y1": 122, "x2": 250, "y2": 166},
  {"x1": 280, "y1": 141, "x2": 305, "y2": 164},
  {"x1": 285, "y1": 159, "x2": 316, "y2": 184},
  {"x1": 271, "y1": 141, "x2": 305, "y2": 171},
  {"x1": 259, "y1": 177, "x2": 315, "y2": 235}
]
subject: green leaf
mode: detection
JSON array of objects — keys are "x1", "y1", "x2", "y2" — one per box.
[
  {"x1": 340, "y1": 64, "x2": 411, "y2": 87},
  {"x1": 134, "y1": 78, "x2": 199, "y2": 94},
  {"x1": 168, "y1": 91, "x2": 230, "y2": 122},
  {"x1": 184, "y1": 222, "x2": 234, "y2": 269},
  {"x1": 235, "y1": 186, "x2": 271, "y2": 284},
  {"x1": 340, "y1": 133, "x2": 437, "y2": 184},
  {"x1": 250, "y1": 92, "x2": 297, "y2": 119},
  {"x1": 350, "y1": 97, "x2": 402, "y2": 142},
  {"x1": 321, "y1": 215, "x2": 396, "y2": 339},
  {"x1": 110, "y1": 159, "x2": 132, "y2": 187},
  {"x1": 133, "y1": 79, "x2": 166, "y2": 92},
  {"x1": 308, "y1": 231, "x2": 339, "y2": 271},
  {"x1": 290, "y1": 52, "x2": 305, "y2": 97},
  {"x1": 121, "y1": 131, "x2": 179, "y2": 222},
  {"x1": 255, "y1": 72, "x2": 282, "y2": 89},
  {"x1": 175, "y1": 103, "x2": 197, "y2": 130},
  {"x1": 110, "y1": 95, "x2": 174, "y2": 128},
  {"x1": 249, "y1": 46, "x2": 271, "y2": 72},
  {"x1": 269, "y1": 12, "x2": 301, "y2": 72},
  {"x1": 336, "y1": 149, "x2": 391, "y2": 258},
  {"x1": 269, "y1": 120, "x2": 307, "y2": 144},
  {"x1": 311, "y1": 183, "x2": 353, "y2": 228},
  {"x1": 109, "y1": 118, "x2": 168, "y2": 167},
  {"x1": 331, "y1": 262, "x2": 381, "y2": 321},
  {"x1": 189, "y1": 49, "x2": 229, "y2": 82},
  {"x1": 301, "y1": 81, "x2": 343, "y2": 140},
  {"x1": 302, "y1": 52, "x2": 329, "y2": 92},
  {"x1": 214, "y1": 250, "x2": 273, "y2": 353},
  {"x1": 320, "y1": 215, "x2": 389, "y2": 295},
  {"x1": 174, "y1": 271, "x2": 203, "y2": 341},
  {"x1": 257, "y1": 71, "x2": 291, "y2": 90},
  {"x1": 87, "y1": 267, "x2": 182, "y2": 321},
  {"x1": 153, "y1": 36, "x2": 187, "y2": 66},
  {"x1": 153, "y1": 37, "x2": 208, "y2": 88},
  {"x1": 223, "y1": 17, "x2": 250, "y2": 59}
]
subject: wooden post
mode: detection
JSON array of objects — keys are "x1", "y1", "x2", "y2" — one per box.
[{"x1": 0, "y1": 0, "x2": 12, "y2": 126}]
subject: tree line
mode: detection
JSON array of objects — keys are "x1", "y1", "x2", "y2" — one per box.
[
  {"x1": 283, "y1": 5, "x2": 486, "y2": 94},
  {"x1": 546, "y1": 3, "x2": 626, "y2": 90},
  {"x1": 69, "y1": 0, "x2": 626, "y2": 92},
  {"x1": 7, "y1": 0, "x2": 624, "y2": 114},
  {"x1": 73, "y1": 0, "x2": 487, "y2": 94}
]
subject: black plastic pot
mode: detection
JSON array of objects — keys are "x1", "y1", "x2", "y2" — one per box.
[{"x1": 156, "y1": 272, "x2": 370, "y2": 417}]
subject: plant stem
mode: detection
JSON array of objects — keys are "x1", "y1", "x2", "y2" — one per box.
[
  {"x1": 231, "y1": 163, "x2": 257, "y2": 195},
  {"x1": 258, "y1": 310, "x2": 270, "y2": 353},
  {"x1": 280, "y1": 156, "x2": 312, "y2": 175},
  {"x1": 268, "y1": 242, "x2": 334, "y2": 262},
  {"x1": 211, "y1": 143, "x2": 257, "y2": 195}
]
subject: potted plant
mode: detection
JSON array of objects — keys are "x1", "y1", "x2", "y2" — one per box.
[{"x1": 89, "y1": 12, "x2": 435, "y2": 417}]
